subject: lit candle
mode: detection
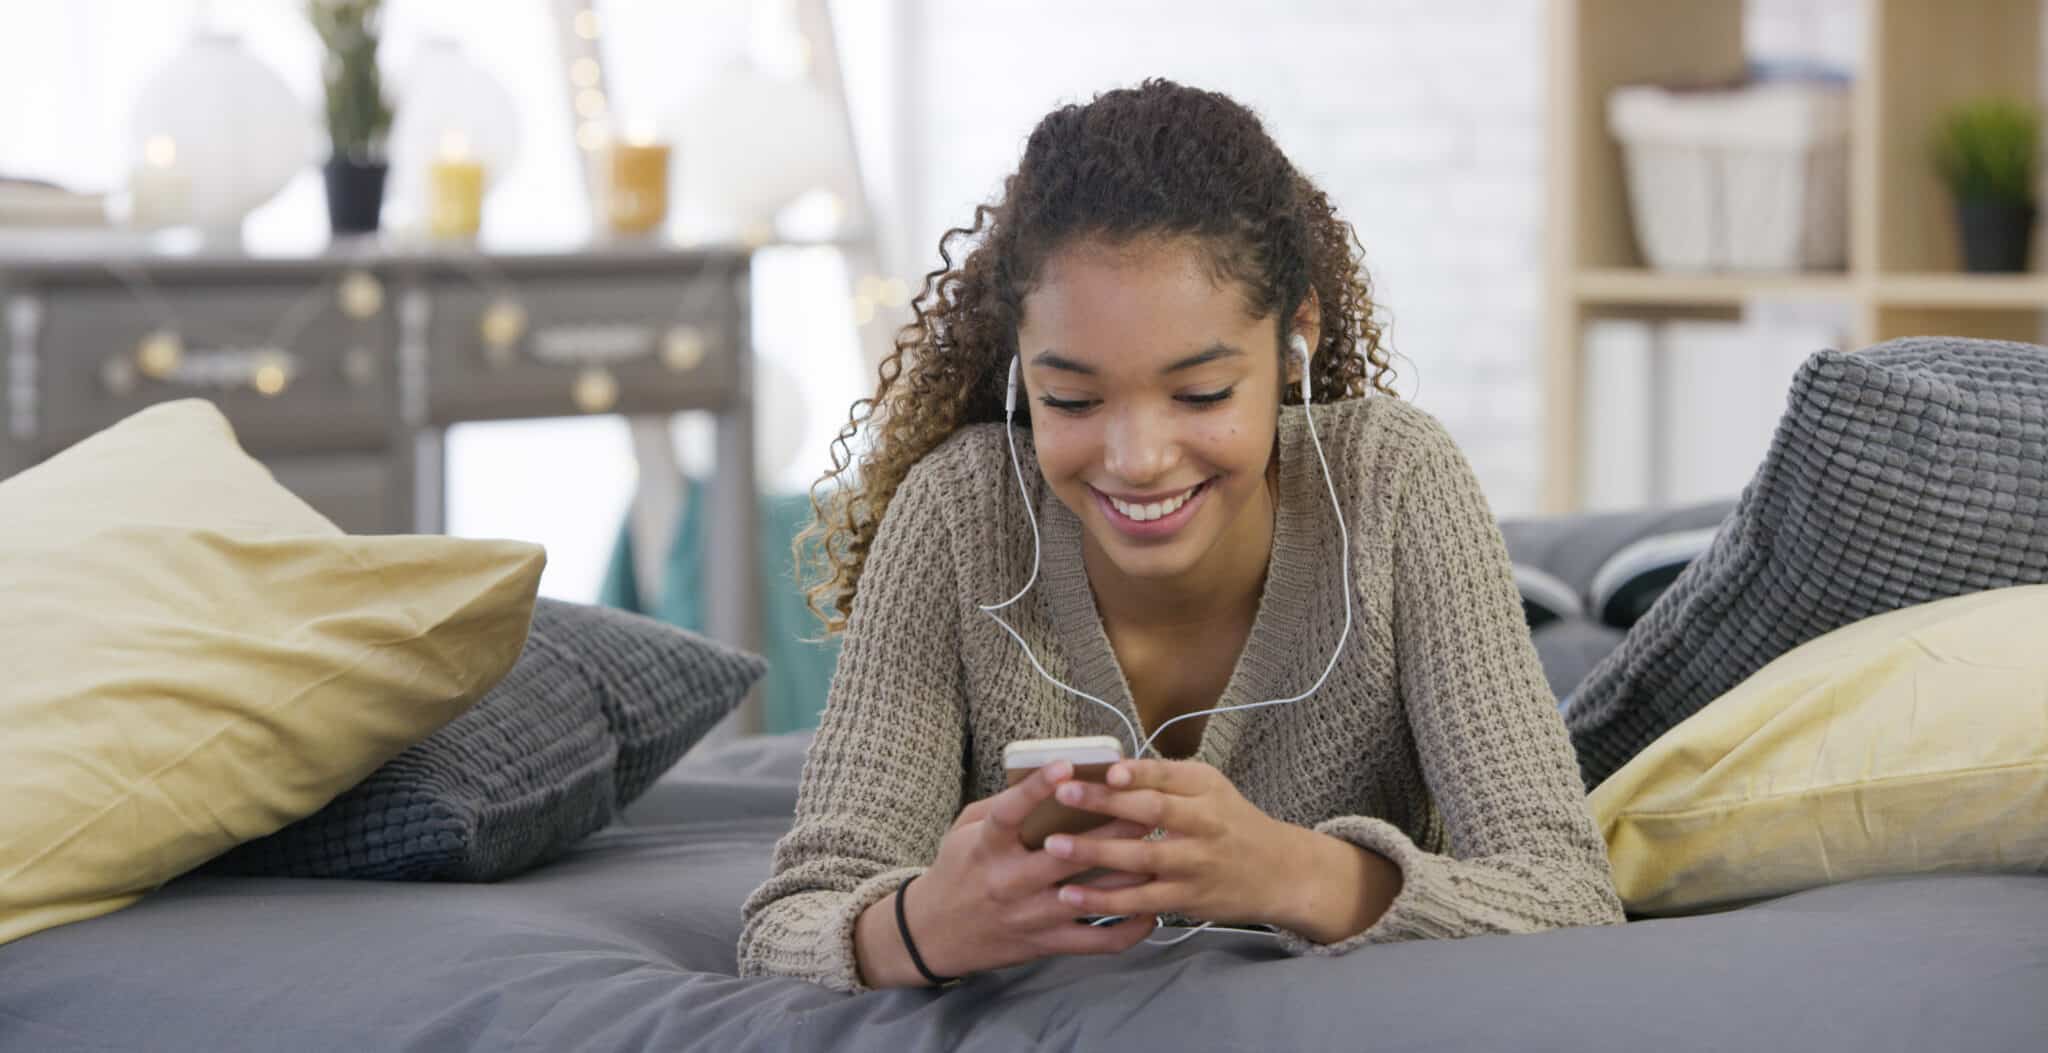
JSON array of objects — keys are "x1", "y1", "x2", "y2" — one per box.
[
  {"x1": 427, "y1": 131, "x2": 486, "y2": 240},
  {"x1": 129, "y1": 135, "x2": 190, "y2": 229},
  {"x1": 606, "y1": 125, "x2": 671, "y2": 236}
]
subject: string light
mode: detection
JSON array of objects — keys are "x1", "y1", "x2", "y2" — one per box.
[
  {"x1": 565, "y1": 6, "x2": 609, "y2": 155},
  {"x1": 337, "y1": 269, "x2": 384, "y2": 319},
  {"x1": 135, "y1": 329, "x2": 184, "y2": 379},
  {"x1": 572, "y1": 366, "x2": 618, "y2": 413},
  {"x1": 662, "y1": 325, "x2": 706, "y2": 372},
  {"x1": 251, "y1": 353, "x2": 292, "y2": 397},
  {"x1": 478, "y1": 299, "x2": 528, "y2": 365}
]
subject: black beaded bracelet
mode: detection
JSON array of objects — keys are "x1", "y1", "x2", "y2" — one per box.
[{"x1": 894, "y1": 875, "x2": 963, "y2": 988}]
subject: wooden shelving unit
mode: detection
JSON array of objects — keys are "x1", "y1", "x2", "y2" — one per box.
[{"x1": 1545, "y1": 0, "x2": 2044, "y2": 513}]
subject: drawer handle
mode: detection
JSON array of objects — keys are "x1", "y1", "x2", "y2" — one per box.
[
  {"x1": 343, "y1": 346, "x2": 380, "y2": 388},
  {"x1": 104, "y1": 340, "x2": 298, "y2": 397},
  {"x1": 101, "y1": 355, "x2": 139, "y2": 396},
  {"x1": 663, "y1": 325, "x2": 707, "y2": 372}
]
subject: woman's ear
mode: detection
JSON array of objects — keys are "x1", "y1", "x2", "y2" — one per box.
[{"x1": 1286, "y1": 289, "x2": 1323, "y2": 387}]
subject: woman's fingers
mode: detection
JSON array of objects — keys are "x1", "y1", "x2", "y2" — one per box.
[
  {"x1": 1010, "y1": 819, "x2": 1150, "y2": 891},
  {"x1": 979, "y1": 762, "x2": 1072, "y2": 847},
  {"x1": 1074, "y1": 818, "x2": 1152, "y2": 842},
  {"x1": 1034, "y1": 909, "x2": 1158, "y2": 956},
  {"x1": 1051, "y1": 779, "x2": 1205, "y2": 835},
  {"x1": 1054, "y1": 876, "x2": 1184, "y2": 918},
  {"x1": 950, "y1": 796, "x2": 995, "y2": 830},
  {"x1": 1043, "y1": 829, "x2": 1172, "y2": 877}
]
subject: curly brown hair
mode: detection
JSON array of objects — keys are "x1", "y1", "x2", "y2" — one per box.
[{"x1": 797, "y1": 78, "x2": 1399, "y2": 633}]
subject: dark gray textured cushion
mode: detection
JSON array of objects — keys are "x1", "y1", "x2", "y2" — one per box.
[
  {"x1": 210, "y1": 600, "x2": 765, "y2": 880},
  {"x1": 532, "y1": 600, "x2": 768, "y2": 807},
  {"x1": 1566, "y1": 337, "x2": 2048, "y2": 788}
]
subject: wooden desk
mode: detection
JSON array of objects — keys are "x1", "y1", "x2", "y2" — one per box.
[{"x1": 0, "y1": 239, "x2": 764, "y2": 738}]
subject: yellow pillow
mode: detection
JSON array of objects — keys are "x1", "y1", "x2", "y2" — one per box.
[
  {"x1": 1590, "y1": 584, "x2": 2048, "y2": 915},
  {"x1": 0, "y1": 400, "x2": 545, "y2": 945}
]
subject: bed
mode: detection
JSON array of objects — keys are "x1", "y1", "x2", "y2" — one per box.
[{"x1": 2, "y1": 730, "x2": 2043, "y2": 1052}]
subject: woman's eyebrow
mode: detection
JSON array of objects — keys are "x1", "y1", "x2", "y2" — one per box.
[
  {"x1": 1162, "y1": 343, "x2": 1244, "y2": 373},
  {"x1": 1031, "y1": 351, "x2": 1097, "y2": 375},
  {"x1": 1029, "y1": 343, "x2": 1244, "y2": 376}
]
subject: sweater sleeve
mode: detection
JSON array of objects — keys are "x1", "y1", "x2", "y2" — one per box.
[
  {"x1": 736, "y1": 458, "x2": 969, "y2": 993},
  {"x1": 1271, "y1": 427, "x2": 1625, "y2": 956}
]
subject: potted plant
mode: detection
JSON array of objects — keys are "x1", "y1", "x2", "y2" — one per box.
[
  {"x1": 1932, "y1": 97, "x2": 2041, "y2": 273},
  {"x1": 309, "y1": 0, "x2": 394, "y2": 235}
]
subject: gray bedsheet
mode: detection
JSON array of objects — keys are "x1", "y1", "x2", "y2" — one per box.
[{"x1": 4, "y1": 731, "x2": 2045, "y2": 1052}]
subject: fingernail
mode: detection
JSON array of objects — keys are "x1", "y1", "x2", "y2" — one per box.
[
  {"x1": 1109, "y1": 765, "x2": 1130, "y2": 786},
  {"x1": 1057, "y1": 784, "x2": 1082, "y2": 804},
  {"x1": 1050, "y1": 761, "x2": 1071, "y2": 780},
  {"x1": 1046, "y1": 835, "x2": 1071, "y2": 856},
  {"x1": 1059, "y1": 887, "x2": 1083, "y2": 906}
]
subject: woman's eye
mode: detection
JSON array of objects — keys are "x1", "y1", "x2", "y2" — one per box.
[
  {"x1": 1178, "y1": 387, "x2": 1235, "y2": 406},
  {"x1": 1038, "y1": 394, "x2": 1097, "y2": 414}
]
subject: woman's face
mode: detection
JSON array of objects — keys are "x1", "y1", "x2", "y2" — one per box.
[{"x1": 1016, "y1": 236, "x2": 1290, "y2": 585}]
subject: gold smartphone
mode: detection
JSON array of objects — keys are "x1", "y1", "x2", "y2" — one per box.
[{"x1": 1001, "y1": 735, "x2": 1124, "y2": 851}]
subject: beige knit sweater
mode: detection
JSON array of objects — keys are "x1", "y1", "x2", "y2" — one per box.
[{"x1": 739, "y1": 395, "x2": 1625, "y2": 993}]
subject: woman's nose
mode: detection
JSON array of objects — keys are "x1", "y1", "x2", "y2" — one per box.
[{"x1": 1102, "y1": 407, "x2": 1178, "y2": 484}]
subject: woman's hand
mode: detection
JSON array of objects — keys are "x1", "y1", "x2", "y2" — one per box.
[
  {"x1": 1035, "y1": 759, "x2": 1301, "y2": 927},
  {"x1": 880, "y1": 760, "x2": 1160, "y2": 984}
]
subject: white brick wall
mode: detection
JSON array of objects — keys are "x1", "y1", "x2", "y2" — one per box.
[{"x1": 902, "y1": 0, "x2": 1862, "y2": 516}]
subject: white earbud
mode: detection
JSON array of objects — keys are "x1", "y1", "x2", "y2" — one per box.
[
  {"x1": 1289, "y1": 333, "x2": 1312, "y2": 404},
  {"x1": 1005, "y1": 355, "x2": 1020, "y2": 417}
]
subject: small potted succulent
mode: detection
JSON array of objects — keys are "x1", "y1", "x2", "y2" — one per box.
[
  {"x1": 309, "y1": 0, "x2": 394, "y2": 235},
  {"x1": 1932, "y1": 97, "x2": 2041, "y2": 273}
]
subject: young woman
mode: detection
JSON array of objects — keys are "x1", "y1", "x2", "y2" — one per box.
[{"x1": 739, "y1": 79, "x2": 1623, "y2": 994}]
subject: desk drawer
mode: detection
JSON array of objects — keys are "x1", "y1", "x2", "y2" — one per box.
[
  {"x1": 421, "y1": 264, "x2": 743, "y2": 424},
  {"x1": 29, "y1": 278, "x2": 395, "y2": 452}
]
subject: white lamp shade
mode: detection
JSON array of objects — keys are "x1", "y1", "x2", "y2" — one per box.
[
  {"x1": 389, "y1": 37, "x2": 520, "y2": 210},
  {"x1": 127, "y1": 32, "x2": 312, "y2": 230},
  {"x1": 669, "y1": 65, "x2": 848, "y2": 238}
]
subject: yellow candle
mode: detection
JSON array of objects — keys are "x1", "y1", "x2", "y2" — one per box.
[
  {"x1": 428, "y1": 133, "x2": 485, "y2": 240},
  {"x1": 606, "y1": 137, "x2": 671, "y2": 236}
]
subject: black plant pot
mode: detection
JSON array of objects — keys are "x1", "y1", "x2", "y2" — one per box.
[
  {"x1": 1955, "y1": 198, "x2": 2036, "y2": 273},
  {"x1": 322, "y1": 156, "x2": 388, "y2": 235}
]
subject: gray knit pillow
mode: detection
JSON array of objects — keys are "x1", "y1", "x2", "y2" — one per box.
[
  {"x1": 1565, "y1": 337, "x2": 2048, "y2": 788},
  {"x1": 209, "y1": 600, "x2": 764, "y2": 880},
  {"x1": 530, "y1": 600, "x2": 768, "y2": 807}
]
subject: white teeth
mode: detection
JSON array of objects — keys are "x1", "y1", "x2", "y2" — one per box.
[{"x1": 1108, "y1": 484, "x2": 1199, "y2": 522}]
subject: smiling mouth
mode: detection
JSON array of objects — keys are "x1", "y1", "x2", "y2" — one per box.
[{"x1": 1100, "y1": 480, "x2": 1210, "y2": 523}]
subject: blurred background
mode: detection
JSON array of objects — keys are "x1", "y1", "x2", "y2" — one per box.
[{"x1": 3, "y1": 0, "x2": 2038, "y2": 735}]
